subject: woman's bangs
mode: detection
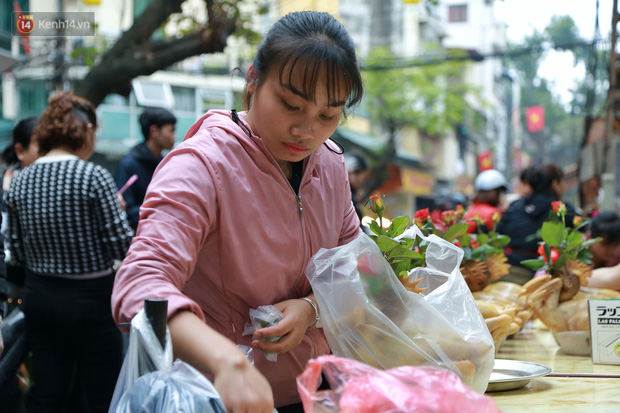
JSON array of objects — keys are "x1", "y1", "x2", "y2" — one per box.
[{"x1": 279, "y1": 54, "x2": 353, "y2": 108}]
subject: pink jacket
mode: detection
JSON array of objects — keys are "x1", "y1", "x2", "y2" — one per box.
[{"x1": 112, "y1": 110, "x2": 361, "y2": 407}]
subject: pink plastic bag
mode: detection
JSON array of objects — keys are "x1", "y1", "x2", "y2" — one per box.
[{"x1": 297, "y1": 355, "x2": 501, "y2": 413}]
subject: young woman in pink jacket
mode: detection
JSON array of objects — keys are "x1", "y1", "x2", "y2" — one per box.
[{"x1": 112, "y1": 10, "x2": 364, "y2": 412}]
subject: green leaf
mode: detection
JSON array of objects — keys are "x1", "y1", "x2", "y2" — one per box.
[
  {"x1": 370, "y1": 220, "x2": 387, "y2": 236},
  {"x1": 444, "y1": 223, "x2": 469, "y2": 242},
  {"x1": 394, "y1": 261, "x2": 413, "y2": 275},
  {"x1": 554, "y1": 254, "x2": 567, "y2": 270},
  {"x1": 376, "y1": 236, "x2": 400, "y2": 253},
  {"x1": 577, "y1": 248, "x2": 592, "y2": 264},
  {"x1": 387, "y1": 216, "x2": 411, "y2": 238},
  {"x1": 541, "y1": 222, "x2": 563, "y2": 247},
  {"x1": 521, "y1": 259, "x2": 546, "y2": 271},
  {"x1": 548, "y1": 211, "x2": 561, "y2": 223},
  {"x1": 464, "y1": 248, "x2": 472, "y2": 260},
  {"x1": 543, "y1": 243, "x2": 551, "y2": 261},
  {"x1": 400, "y1": 238, "x2": 414, "y2": 248},
  {"x1": 490, "y1": 234, "x2": 511, "y2": 247},
  {"x1": 582, "y1": 237, "x2": 602, "y2": 249},
  {"x1": 459, "y1": 234, "x2": 470, "y2": 247},
  {"x1": 565, "y1": 232, "x2": 583, "y2": 252},
  {"x1": 476, "y1": 233, "x2": 489, "y2": 245},
  {"x1": 388, "y1": 245, "x2": 423, "y2": 260}
]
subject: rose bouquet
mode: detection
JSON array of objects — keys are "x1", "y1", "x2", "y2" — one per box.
[
  {"x1": 366, "y1": 195, "x2": 511, "y2": 292},
  {"x1": 365, "y1": 194, "x2": 468, "y2": 293},
  {"x1": 520, "y1": 201, "x2": 599, "y2": 302}
]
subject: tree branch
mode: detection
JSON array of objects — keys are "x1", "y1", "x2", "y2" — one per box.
[
  {"x1": 103, "y1": 0, "x2": 185, "y2": 60},
  {"x1": 74, "y1": 0, "x2": 237, "y2": 107}
]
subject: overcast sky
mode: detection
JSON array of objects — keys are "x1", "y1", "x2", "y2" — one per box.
[{"x1": 496, "y1": 0, "x2": 613, "y2": 104}]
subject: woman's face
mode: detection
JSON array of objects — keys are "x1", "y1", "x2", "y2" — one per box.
[
  {"x1": 245, "y1": 65, "x2": 347, "y2": 173},
  {"x1": 552, "y1": 179, "x2": 565, "y2": 199},
  {"x1": 590, "y1": 237, "x2": 620, "y2": 268}
]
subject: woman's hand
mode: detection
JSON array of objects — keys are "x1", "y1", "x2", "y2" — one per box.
[
  {"x1": 251, "y1": 297, "x2": 317, "y2": 356},
  {"x1": 168, "y1": 311, "x2": 274, "y2": 413},
  {"x1": 213, "y1": 356, "x2": 274, "y2": 413},
  {"x1": 117, "y1": 193, "x2": 127, "y2": 211}
]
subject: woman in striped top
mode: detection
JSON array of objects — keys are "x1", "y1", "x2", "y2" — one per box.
[{"x1": 4, "y1": 91, "x2": 133, "y2": 413}]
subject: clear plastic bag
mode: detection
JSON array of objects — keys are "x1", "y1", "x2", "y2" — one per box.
[
  {"x1": 108, "y1": 308, "x2": 225, "y2": 413},
  {"x1": 305, "y1": 227, "x2": 494, "y2": 393},
  {"x1": 297, "y1": 355, "x2": 501, "y2": 413},
  {"x1": 242, "y1": 305, "x2": 284, "y2": 362}
]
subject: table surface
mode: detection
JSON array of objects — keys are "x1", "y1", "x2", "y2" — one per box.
[{"x1": 488, "y1": 323, "x2": 620, "y2": 412}]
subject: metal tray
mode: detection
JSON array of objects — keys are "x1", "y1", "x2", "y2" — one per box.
[{"x1": 485, "y1": 359, "x2": 552, "y2": 392}]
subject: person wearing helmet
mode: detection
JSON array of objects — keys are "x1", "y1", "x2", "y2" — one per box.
[{"x1": 464, "y1": 169, "x2": 508, "y2": 233}]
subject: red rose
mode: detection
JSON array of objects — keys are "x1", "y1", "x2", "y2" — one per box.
[
  {"x1": 414, "y1": 208, "x2": 431, "y2": 224},
  {"x1": 537, "y1": 243, "x2": 560, "y2": 266},
  {"x1": 441, "y1": 210, "x2": 455, "y2": 225},
  {"x1": 369, "y1": 193, "x2": 384, "y2": 218},
  {"x1": 551, "y1": 201, "x2": 566, "y2": 215},
  {"x1": 455, "y1": 204, "x2": 465, "y2": 218}
]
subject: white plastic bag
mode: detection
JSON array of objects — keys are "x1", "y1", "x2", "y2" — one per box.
[
  {"x1": 242, "y1": 305, "x2": 284, "y2": 362},
  {"x1": 305, "y1": 227, "x2": 494, "y2": 393},
  {"x1": 108, "y1": 308, "x2": 225, "y2": 412}
]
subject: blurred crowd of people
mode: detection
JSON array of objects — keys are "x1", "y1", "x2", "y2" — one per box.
[{"x1": 427, "y1": 164, "x2": 620, "y2": 288}]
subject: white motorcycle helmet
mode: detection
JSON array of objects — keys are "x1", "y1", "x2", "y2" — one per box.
[{"x1": 474, "y1": 169, "x2": 508, "y2": 191}]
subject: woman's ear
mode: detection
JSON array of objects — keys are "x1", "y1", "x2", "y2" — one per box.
[
  {"x1": 246, "y1": 65, "x2": 259, "y2": 94},
  {"x1": 14, "y1": 142, "x2": 25, "y2": 161}
]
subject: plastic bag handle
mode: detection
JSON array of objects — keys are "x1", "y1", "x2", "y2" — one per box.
[{"x1": 144, "y1": 299, "x2": 168, "y2": 350}]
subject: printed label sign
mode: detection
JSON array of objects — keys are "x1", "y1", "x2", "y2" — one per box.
[{"x1": 589, "y1": 299, "x2": 620, "y2": 365}]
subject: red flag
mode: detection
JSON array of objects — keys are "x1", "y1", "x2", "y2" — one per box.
[
  {"x1": 477, "y1": 151, "x2": 493, "y2": 172},
  {"x1": 13, "y1": 1, "x2": 31, "y2": 55},
  {"x1": 525, "y1": 106, "x2": 545, "y2": 133}
]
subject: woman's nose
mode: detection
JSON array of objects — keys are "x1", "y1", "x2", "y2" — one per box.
[{"x1": 291, "y1": 122, "x2": 314, "y2": 141}]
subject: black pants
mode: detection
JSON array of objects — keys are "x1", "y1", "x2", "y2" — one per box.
[{"x1": 22, "y1": 272, "x2": 123, "y2": 413}]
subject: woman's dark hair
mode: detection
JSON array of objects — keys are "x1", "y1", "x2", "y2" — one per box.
[
  {"x1": 529, "y1": 164, "x2": 564, "y2": 198},
  {"x1": 519, "y1": 165, "x2": 536, "y2": 185},
  {"x1": 589, "y1": 211, "x2": 620, "y2": 244},
  {"x1": 34, "y1": 92, "x2": 97, "y2": 154},
  {"x1": 243, "y1": 11, "x2": 363, "y2": 116},
  {"x1": 2, "y1": 116, "x2": 38, "y2": 164}
]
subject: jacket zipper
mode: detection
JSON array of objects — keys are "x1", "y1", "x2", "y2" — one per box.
[{"x1": 250, "y1": 134, "x2": 313, "y2": 292}]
